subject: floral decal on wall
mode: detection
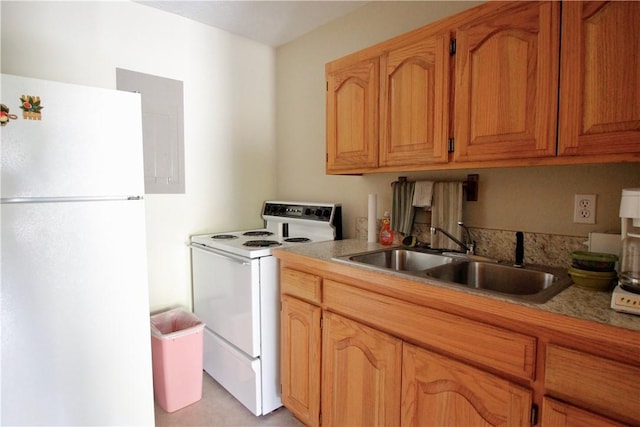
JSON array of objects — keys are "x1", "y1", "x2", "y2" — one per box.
[
  {"x1": 0, "y1": 104, "x2": 18, "y2": 126},
  {"x1": 20, "y1": 95, "x2": 43, "y2": 120}
]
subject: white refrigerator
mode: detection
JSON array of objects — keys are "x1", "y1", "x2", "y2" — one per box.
[{"x1": 1, "y1": 74, "x2": 155, "y2": 425}]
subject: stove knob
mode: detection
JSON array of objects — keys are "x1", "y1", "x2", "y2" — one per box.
[
  {"x1": 323, "y1": 209, "x2": 331, "y2": 218},
  {"x1": 304, "y1": 208, "x2": 312, "y2": 216}
]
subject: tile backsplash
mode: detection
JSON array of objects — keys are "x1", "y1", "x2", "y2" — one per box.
[{"x1": 355, "y1": 216, "x2": 587, "y2": 268}]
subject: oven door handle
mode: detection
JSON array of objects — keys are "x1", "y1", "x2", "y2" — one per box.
[{"x1": 189, "y1": 243, "x2": 251, "y2": 265}]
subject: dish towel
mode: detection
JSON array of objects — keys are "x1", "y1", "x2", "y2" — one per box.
[
  {"x1": 430, "y1": 182, "x2": 464, "y2": 250},
  {"x1": 412, "y1": 181, "x2": 435, "y2": 208},
  {"x1": 391, "y1": 180, "x2": 415, "y2": 236}
]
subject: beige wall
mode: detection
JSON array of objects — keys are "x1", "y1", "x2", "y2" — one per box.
[
  {"x1": 276, "y1": 1, "x2": 640, "y2": 238},
  {"x1": 2, "y1": 1, "x2": 277, "y2": 312}
]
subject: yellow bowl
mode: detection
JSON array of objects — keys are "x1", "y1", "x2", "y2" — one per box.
[{"x1": 568, "y1": 267, "x2": 617, "y2": 291}]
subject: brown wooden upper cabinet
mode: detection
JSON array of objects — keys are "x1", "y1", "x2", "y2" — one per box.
[
  {"x1": 325, "y1": 1, "x2": 640, "y2": 175},
  {"x1": 326, "y1": 57, "x2": 380, "y2": 173},
  {"x1": 558, "y1": 1, "x2": 640, "y2": 157},
  {"x1": 453, "y1": 1, "x2": 559, "y2": 162},
  {"x1": 326, "y1": 30, "x2": 451, "y2": 174},
  {"x1": 379, "y1": 34, "x2": 451, "y2": 168}
]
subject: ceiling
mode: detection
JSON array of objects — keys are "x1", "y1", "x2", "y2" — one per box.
[{"x1": 136, "y1": 1, "x2": 369, "y2": 47}]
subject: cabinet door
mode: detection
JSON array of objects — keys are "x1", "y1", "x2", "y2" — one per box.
[
  {"x1": 558, "y1": 1, "x2": 640, "y2": 156},
  {"x1": 402, "y1": 343, "x2": 532, "y2": 427},
  {"x1": 541, "y1": 397, "x2": 626, "y2": 427},
  {"x1": 322, "y1": 312, "x2": 402, "y2": 426},
  {"x1": 280, "y1": 295, "x2": 321, "y2": 427},
  {"x1": 379, "y1": 34, "x2": 450, "y2": 167},
  {"x1": 326, "y1": 57, "x2": 379, "y2": 173},
  {"x1": 454, "y1": 1, "x2": 560, "y2": 162}
]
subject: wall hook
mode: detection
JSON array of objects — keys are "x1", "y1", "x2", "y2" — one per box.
[{"x1": 463, "y1": 174, "x2": 479, "y2": 202}]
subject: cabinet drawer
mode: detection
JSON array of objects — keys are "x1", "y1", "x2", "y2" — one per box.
[
  {"x1": 324, "y1": 279, "x2": 536, "y2": 381},
  {"x1": 281, "y1": 268, "x2": 322, "y2": 304},
  {"x1": 545, "y1": 344, "x2": 640, "y2": 424}
]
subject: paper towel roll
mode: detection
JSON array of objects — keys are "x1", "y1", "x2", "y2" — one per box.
[{"x1": 368, "y1": 194, "x2": 377, "y2": 243}]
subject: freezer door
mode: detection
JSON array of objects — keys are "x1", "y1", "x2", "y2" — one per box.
[
  {"x1": 0, "y1": 74, "x2": 144, "y2": 198},
  {"x1": 1, "y1": 200, "x2": 154, "y2": 426}
]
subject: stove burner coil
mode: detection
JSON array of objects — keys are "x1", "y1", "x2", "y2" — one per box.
[
  {"x1": 243, "y1": 231, "x2": 274, "y2": 237},
  {"x1": 243, "y1": 240, "x2": 282, "y2": 248},
  {"x1": 210, "y1": 234, "x2": 238, "y2": 240},
  {"x1": 284, "y1": 237, "x2": 311, "y2": 243}
]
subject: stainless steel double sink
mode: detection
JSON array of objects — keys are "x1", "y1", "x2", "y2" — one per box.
[{"x1": 334, "y1": 248, "x2": 572, "y2": 304}]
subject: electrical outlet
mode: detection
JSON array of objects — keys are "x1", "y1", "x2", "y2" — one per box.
[{"x1": 573, "y1": 194, "x2": 597, "y2": 224}]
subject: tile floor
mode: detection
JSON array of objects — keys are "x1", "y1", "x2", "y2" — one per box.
[{"x1": 154, "y1": 372, "x2": 304, "y2": 427}]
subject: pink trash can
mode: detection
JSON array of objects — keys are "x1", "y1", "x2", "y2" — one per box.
[{"x1": 150, "y1": 308, "x2": 205, "y2": 413}]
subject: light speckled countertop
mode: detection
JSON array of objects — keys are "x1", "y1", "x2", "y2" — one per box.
[{"x1": 276, "y1": 239, "x2": 640, "y2": 332}]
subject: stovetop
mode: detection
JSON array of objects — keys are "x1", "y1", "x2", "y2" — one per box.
[
  {"x1": 191, "y1": 228, "x2": 321, "y2": 258},
  {"x1": 190, "y1": 201, "x2": 342, "y2": 259}
]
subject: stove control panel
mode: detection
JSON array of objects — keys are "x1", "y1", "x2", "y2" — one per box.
[{"x1": 263, "y1": 202, "x2": 336, "y2": 222}]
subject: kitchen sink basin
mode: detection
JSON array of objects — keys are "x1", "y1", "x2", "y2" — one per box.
[
  {"x1": 424, "y1": 261, "x2": 572, "y2": 303},
  {"x1": 334, "y1": 247, "x2": 572, "y2": 304},
  {"x1": 341, "y1": 248, "x2": 454, "y2": 271}
]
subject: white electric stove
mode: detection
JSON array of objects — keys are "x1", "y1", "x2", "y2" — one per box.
[
  {"x1": 190, "y1": 201, "x2": 341, "y2": 416},
  {"x1": 191, "y1": 201, "x2": 341, "y2": 258}
]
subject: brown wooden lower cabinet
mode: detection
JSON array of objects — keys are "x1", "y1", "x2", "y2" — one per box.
[
  {"x1": 280, "y1": 295, "x2": 321, "y2": 427},
  {"x1": 322, "y1": 312, "x2": 402, "y2": 426},
  {"x1": 278, "y1": 263, "x2": 639, "y2": 427},
  {"x1": 281, "y1": 299, "x2": 534, "y2": 427},
  {"x1": 402, "y1": 343, "x2": 532, "y2": 426},
  {"x1": 544, "y1": 344, "x2": 640, "y2": 425}
]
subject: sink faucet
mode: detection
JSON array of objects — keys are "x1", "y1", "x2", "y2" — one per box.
[
  {"x1": 457, "y1": 222, "x2": 476, "y2": 255},
  {"x1": 430, "y1": 225, "x2": 474, "y2": 255}
]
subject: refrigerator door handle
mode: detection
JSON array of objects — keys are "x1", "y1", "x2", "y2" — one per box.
[{"x1": 1, "y1": 195, "x2": 144, "y2": 204}]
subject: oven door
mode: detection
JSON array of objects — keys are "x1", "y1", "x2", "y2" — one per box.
[{"x1": 191, "y1": 244, "x2": 260, "y2": 357}]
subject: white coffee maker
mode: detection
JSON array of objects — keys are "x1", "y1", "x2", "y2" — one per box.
[{"x1": 611, "y1": 188, "x2": 640, "y2": 314}]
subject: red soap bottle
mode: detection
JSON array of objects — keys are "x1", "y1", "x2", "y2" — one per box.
[{"x1": 379, "y1": 211, "x2": 394, "y2": 245}]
